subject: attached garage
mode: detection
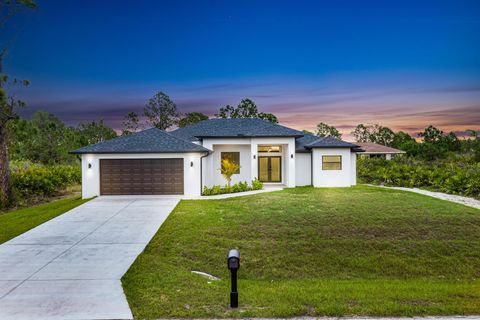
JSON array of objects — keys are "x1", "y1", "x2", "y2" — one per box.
[
  {"x1": 99, "y1": 159, "x2": 184, "y2": 195},
  {"x1": 71, "y1": 128, "x2": 210, "y2": 199}
]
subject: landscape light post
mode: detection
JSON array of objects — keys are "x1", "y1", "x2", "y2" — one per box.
[{"x1": 227, "y1": 249, "x2": 240, "y2": 308}]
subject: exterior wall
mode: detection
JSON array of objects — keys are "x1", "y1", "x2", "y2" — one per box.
[
  {"x1": 295, "y1": 153, "x2": 311, "y2": 186},
  {"x1": 202, "y1": 138, "x2": 251, "y2": 188},
  {"x1": 81, "y1": 153, "x2": 203, "y2": 199},
  {"x1": 311, "y1": 148, "x2": 354, "y2": 187},
  {"x1": 350, "y1": 151, "x2": 357, "y2": 185},
  {"x1": 205, "y1": 144, "x2": 252, "y2": 186},
  {"x1": 202, "y1": 137, "x2": 296, "y2": 188}
]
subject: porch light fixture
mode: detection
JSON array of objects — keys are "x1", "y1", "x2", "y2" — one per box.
[
  {"x1": 253, "y1": 155, "x2": 256, "y2": 159},
  {"x1": 290, "y1": 154, "x2": 294, "y2": 159},
  {"x1": 190, "y1": 161, "x2": 194, "y2": 167},
  {"x1": 88, "y1": 163, "x2": 92, "y2": 169}
]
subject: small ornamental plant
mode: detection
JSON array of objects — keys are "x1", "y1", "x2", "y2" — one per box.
[{"x1": 220, "y1": 159, "x2": 240, "y2": 187}]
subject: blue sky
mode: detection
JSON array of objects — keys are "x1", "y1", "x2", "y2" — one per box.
[{"x1": 3, "y1": 0, "x2": 480, "y2": 136}]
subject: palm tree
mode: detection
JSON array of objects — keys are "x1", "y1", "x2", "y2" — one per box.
[{"x1": 220, "y1": 159, "x2": 240, "y2": 187}]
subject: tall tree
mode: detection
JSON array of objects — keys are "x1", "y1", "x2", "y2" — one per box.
[
  {"x1": 178, "y1": 112, "x2": 209, "y2": 128},
  {"x1": 351, "y1": 124, "x2": 370, "y2": 142},
  {"x1": 418, "y1": 125, "x2": 444, "y2": 144},
  {"x1": 76, "y1": 120, "x2": 117, "y2": 146},
  {"x1": 466, "y1": 129, "x2": 479, "y2": 140},
  {"x1": 467, "y1": 129, "x2": 480, "y2": 161},
  {"x1": 121, "y1": 111, "x2": 141, "y2": 135},
  {"x1": 0, "y1": 0, "x2": 37, "y2": 203},
  {"x1": 391, "y1": 131, "x2": 415, "y2": 149},
  {"x1": 215, "y1": 104, "x2": 235, "y2": 119},
  {"x1": 9, "y1": 111, "x2": 78, "y2": 165},
  {"x1": 351, "y1": 124, "x2": 395, "y2": 146},
  {"x1": 417, "y1": 125, "x2": 453, "y2": 160},
  {"x1": 215, "y1": 98, "x2": 278, "y2": 123},
  {"x1": 370, "y1": 125, "x2": 395, "y2": 146},
  {"x1": 9, "y1": 112, "x2": 117, "y2": 165},
  {"x1": 257, "y1": 112, "x2": 278, "y2": 123},
  {"x1": 315, "y1": 122, "x2": 341, "y2": 138},
  {"x1": 143, "y1": 92, "x2": 180, "y2": 130}
]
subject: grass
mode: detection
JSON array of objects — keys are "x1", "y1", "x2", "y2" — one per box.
[
  {"x1": 0, "y1": 195, "x2": 90, "y2": 244},
  {"x1": 122, "y1": 185, "x2": 480, "y2": 318},
  {"x1": 2, "y1": 184, "x2": 82, "y2": 212}
]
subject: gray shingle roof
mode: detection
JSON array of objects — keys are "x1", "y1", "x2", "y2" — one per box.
[
  {"x1": 295, "y1": 134, "x2": 361, "y2": 152},
  {"x1": 295, "y1": 133, "x2": 319, "y2": 152},
  {"x1": 307, "y1": 136, "x2": 361, "y2": 149},
  {"x1": 170, "y1": 118, "x2": 304, "y2": 141},
  {"x1": 71, "y1": 128, "x2": 210, "y2": 154}
]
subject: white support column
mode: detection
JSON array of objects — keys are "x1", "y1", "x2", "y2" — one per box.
[
  {"x1": 286, "y1": 140, "x2": 296, "y2": 187},
  {"x1": 250, "y1": 139, "x2": 258, "y2": 183}
]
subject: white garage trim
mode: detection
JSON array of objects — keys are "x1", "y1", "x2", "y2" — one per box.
[{"x1": 81, "y1": 153, "x2": 203, "y2": 199}]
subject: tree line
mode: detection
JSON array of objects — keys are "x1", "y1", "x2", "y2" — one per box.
[
  {"x1": 10, "y1": 91, "x2": 479, "y2": 168},
  {"x1": 313, "y1": 122, "x2": 479, "y2": 161},
  {"x1": 121, "y1": 92, "x2": 277, "y2": 134},
  {"x1": 7, "y1": 92, "x2": 278, "y2": 166}
]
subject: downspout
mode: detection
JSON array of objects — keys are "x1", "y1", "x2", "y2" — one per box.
[
  {"x1": 200, "y1": 151, "x2": 210, "y2": 195},
  {"x1": 310, "y1": 148, "x2": 313, "y2": 186}
]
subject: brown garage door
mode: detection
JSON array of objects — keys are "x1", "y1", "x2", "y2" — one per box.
[{"x1": 100, "y1": 159, "x2": 184, "y2": 195}]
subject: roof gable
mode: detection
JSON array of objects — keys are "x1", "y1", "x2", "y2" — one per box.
[
  {"x1": 71, "y1": 128, "x2": 209, "y2": 154},
  {"x1": 170, "y1": 118, "x2": 304, "y2": 141}
]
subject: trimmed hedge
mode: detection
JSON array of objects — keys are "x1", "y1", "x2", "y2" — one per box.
[
  {"x1": 202, "y1": 179, "x2": 263, "y2": 196},
  {"x1": 357, "y1": 156, "x2": 480, "y2": 199}
]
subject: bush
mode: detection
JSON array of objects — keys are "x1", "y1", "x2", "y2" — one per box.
[
  {"x1": 5, "y1": 163, "x2": 81, "y2": 207},
  {"x1": 357, "y1": 156, "x2": 480, "y2": 199},
  {"x1": 252, "y1": 178, "x2": 263, "y2": 190},
  {"x1": 202, "y1": 179, "x2": 263, "y2": 196}
]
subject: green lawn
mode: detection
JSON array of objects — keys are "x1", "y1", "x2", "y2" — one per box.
[
  {"x1": 122, "y1": 185, "x2": 480, "y2": 318},
  {"x1": 0, "y1": 196, "x2": 90, "y2": 244}
]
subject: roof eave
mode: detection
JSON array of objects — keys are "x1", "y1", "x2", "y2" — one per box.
[
  {"x1": 307, "y1": 146, "x2": 364, "y2": 152},
  {"x1": 70, "y1": 149, "x2": 210, "y2": 155},
  {"x1": 307, "y1": 146, "x2": 358, "y2": 149},
  {"x1": 194, "y1": 134, "x2": 304, "y2": 139},
  {"x1": 358, "y1": 151, "x2": 406, "y2": 154}
]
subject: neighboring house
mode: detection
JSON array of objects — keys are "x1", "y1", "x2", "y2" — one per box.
[
  {"x1": 355, "y1": 142, "x2": 406, "y2": 160},
  {"x1": 72, "y1": 118, "x2": 363, "y2": 198}
]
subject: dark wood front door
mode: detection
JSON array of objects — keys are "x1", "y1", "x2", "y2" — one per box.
[
  {"x1": 258, "y1": 156, "x2": 281, "y2": 182},
  {"x1": 100, "y1": 159, "x2": 184, "y2": 195}
]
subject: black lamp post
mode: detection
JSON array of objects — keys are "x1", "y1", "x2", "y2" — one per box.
[{"x1": 227, "y1": 249, "x2": 240, "y2": 308}]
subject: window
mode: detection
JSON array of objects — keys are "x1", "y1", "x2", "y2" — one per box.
[
  {"x1": 257, "y1": 145, "x2": 282, "y2": 153},
  {"x1": 322, "y1": 155, "x2": 342, "y2": 170},
  {"x1": 221, "y1": 152, "x2": 240, "y2": 174}
]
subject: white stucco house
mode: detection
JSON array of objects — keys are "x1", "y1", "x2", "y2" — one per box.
[{"x1": 72, "y1": 118, "x2": 363, "y2": 198}]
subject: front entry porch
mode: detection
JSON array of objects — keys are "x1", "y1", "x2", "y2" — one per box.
[
  {"x1": 258, "y1": 156, "x2": 282, "y2": 183},
  {"x1": 202, "y1": 137, "x2": 296, "y2": 188}
]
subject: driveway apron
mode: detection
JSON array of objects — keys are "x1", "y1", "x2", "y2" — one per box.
[{"x1": 0, "y1": 196, "x2": 180, "y2": 320}]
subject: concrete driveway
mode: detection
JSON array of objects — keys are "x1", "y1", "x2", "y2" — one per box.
[{"x1": 0, "y1": 196, "x2": 180, "y2": 320}]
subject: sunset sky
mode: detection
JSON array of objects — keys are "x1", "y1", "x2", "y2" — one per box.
[{"x1": 3, "y1": 0, "x2": 480, "y2": 138}]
